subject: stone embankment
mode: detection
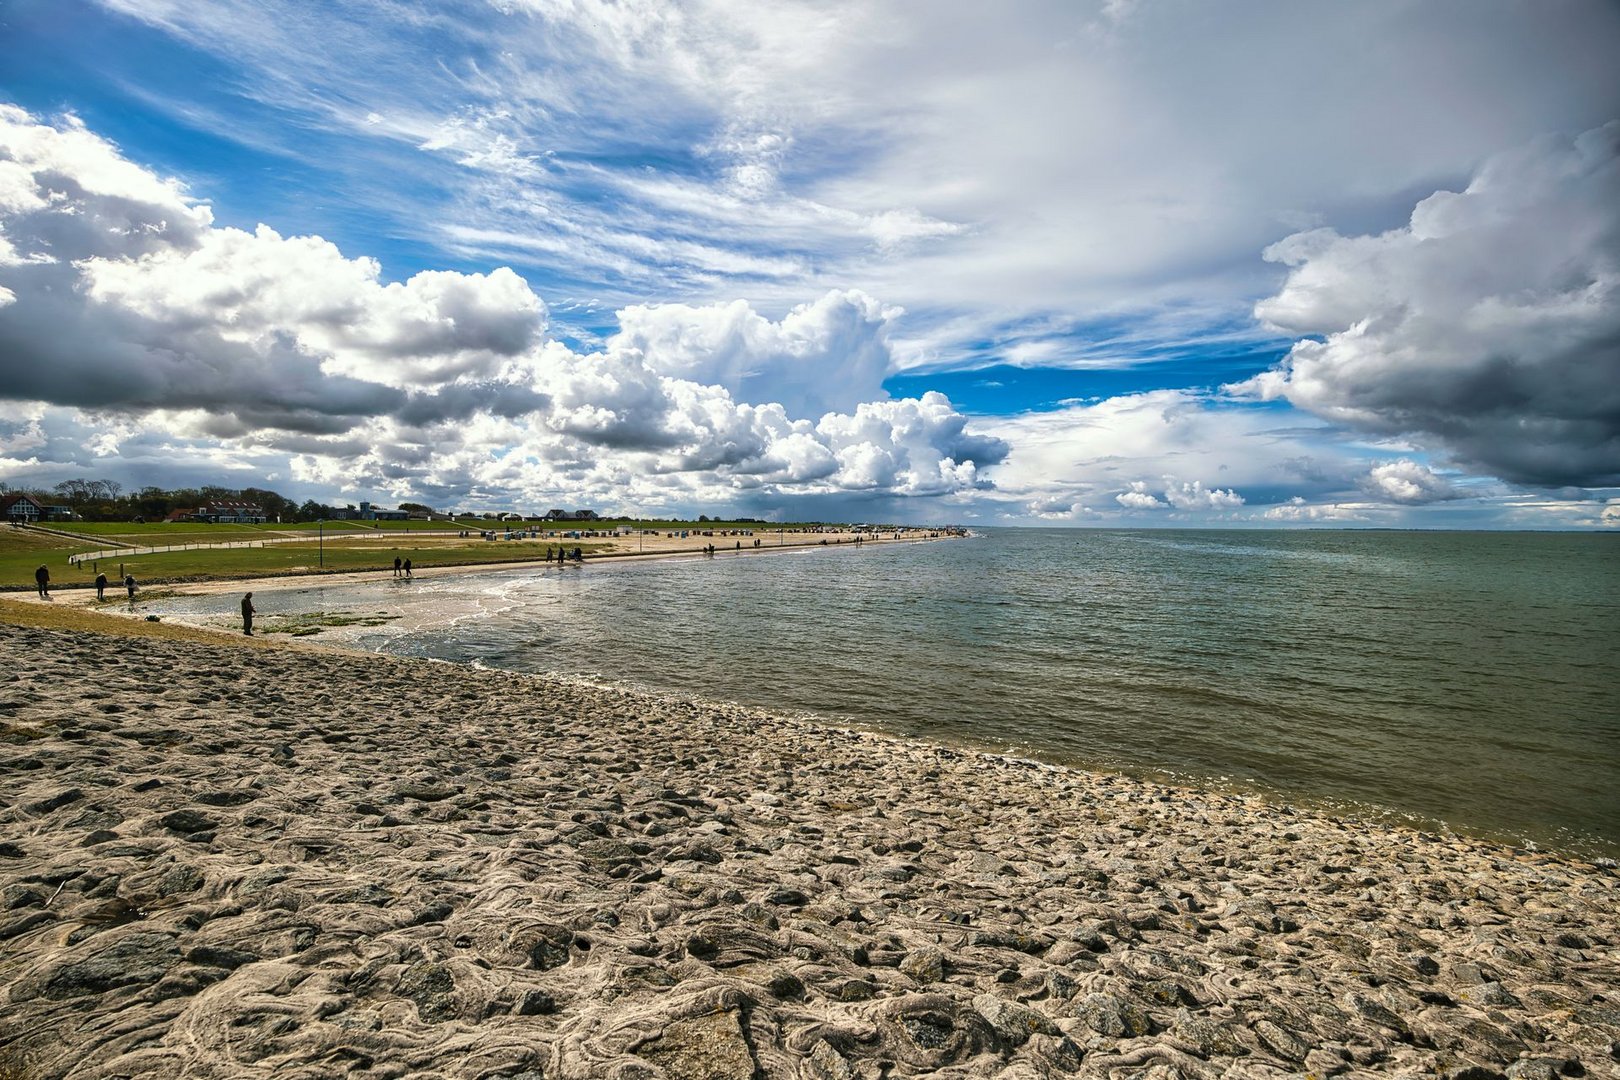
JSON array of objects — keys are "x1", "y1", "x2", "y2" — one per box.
[{"x1": 1, "y1": 622, "x2": 1616, "y2": 1078}]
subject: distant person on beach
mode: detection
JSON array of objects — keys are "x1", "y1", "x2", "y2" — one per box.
[
  {"x1": 241, "y1": 592, "x2": 256, "y2": 636},
  {"x1": 393, "y1": 556, "x2": 402, "y2": 578},
  {"x1": 95, "y1": 572, "x2": 107, "y2": 600},
  {"x1": 125, "y1": 574, "x2": 136, "y2": 600},
  {"x1": 34, "y1": 565, "x2": 49, "y2": 598},
  {"x1": 403, "y1": 558, "x2": 413, "y2": 579}
]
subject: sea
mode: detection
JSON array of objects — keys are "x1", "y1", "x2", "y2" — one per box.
[{"x1": 144, "y1": 529, "x2": 1620, "y2": 858}]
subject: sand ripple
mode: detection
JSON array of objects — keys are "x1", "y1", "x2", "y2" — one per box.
[{"x1": 1, "y1": 622, "x2": 1617, "y2": 1079}]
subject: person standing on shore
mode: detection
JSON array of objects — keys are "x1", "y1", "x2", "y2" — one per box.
[
  {"x1": 34, "y1": 565, "x2": 49, "y2": 598},
  {"x1": 393, "y1": 555, "x2": 401, "y2": 578},
  {"x1": 241, "y1": 592, "x2": 256, "y2": 635},
  {"x1": 125, "y1": 574, "x2": 136, "y2": 600},
  {"x1": 403, "y1": 558, "x2": 413, "y2": 579},
  {"x1": 95, "y1": 572, "x2": 107, "y2": 601}
]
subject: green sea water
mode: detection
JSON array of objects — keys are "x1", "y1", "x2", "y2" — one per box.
[{"x1": 149, "y1": 528, "x2": 1620, "y2": 856}]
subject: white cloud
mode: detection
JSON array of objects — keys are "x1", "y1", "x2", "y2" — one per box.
[
  {"x1": 1259, "y1": 497, "x2": 1369, "y2": 523},
  {"x1": 1361, "y1": 459, "x2": 1460, "y2": 505},
  {"x1": 1163, "y1": 478, "x2": 1245, "y2": 510},
  {"x1": 0, "y1": 105, "x2": 1007, "y2": 510},
  {"x1": 1241, "y1": 122, "x2": 1620, "y2": 487},
  {"x1": 1115, "y1": 482, "x2": 1164, "y2": 510},
  {"x1": 82, "y1": 1, "x2": 1620, "y2": 367},
  {"x1": 608, "y1": 289, "x2": 900, "y2": 417},
  {"x1": 82, "y1": 224, "x2": 548, "y2": 387}
]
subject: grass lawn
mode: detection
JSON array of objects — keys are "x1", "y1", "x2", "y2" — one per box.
[
  {"x1": 0, "y1": 529, "x2": 604, "y2": 589},
  {"x1": 0, "y1": 527, "x2": 82, "y2": 590}
]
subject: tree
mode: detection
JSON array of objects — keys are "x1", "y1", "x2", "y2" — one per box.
[{"x1": 399, "y1": 502, "x2": 434, "y2": 514}]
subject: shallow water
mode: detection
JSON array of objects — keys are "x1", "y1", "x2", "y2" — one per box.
[{"x1": 145, "y1": 528, "x2": 1620, "y2": 856}]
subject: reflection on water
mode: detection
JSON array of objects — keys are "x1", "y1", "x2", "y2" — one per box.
[{"x1": 143, "y1": 529, "x2": 1620, "y2": 857}]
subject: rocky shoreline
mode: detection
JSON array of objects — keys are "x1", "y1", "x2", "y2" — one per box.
[{"x1": 1, "y1": 620, "x2": 1616, "y2": 1079}]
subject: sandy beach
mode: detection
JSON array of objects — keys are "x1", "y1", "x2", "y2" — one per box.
[{"x1": 1, "y1": 608, "x2": 1617, "y2": 1080}]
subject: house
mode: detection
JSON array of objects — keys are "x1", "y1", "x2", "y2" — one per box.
[
  {"x1": 543, "y1": 508, "x2": 599, "y2": 521},
  {"x1": 1, "y1": 494, "x2": 44, "y2": 523},
  {"x1": 358, "y1": 501, "x2": 409, "y2": 521},
  {"x1": 166, "y1": 502, "x2": 268, "y2": 524}
]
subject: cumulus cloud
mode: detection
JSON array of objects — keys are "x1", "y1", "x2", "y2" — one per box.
[
  {"x1": 1260, "y1": 497, "x2": 1369, "y2": 523},
  {"x1": 0, "y1": 106, "x2": 535, "y2": 431},
  {"x1": 1163, "y1": 478, "x2": 1245, "y2": 511},
  {"x1": 609, "y1": 290, "x2": 899, "y2": 418},
  {"x1": 1241, "y1": 122, "x2": 1620, "y2": 487},
  {"x1": 1115, "y1": 484, "x2": 1164, "y2": 510},
  {"x1": 1113, "y1": 477, "x2": 1243, "y2": 512},
  {"x1": 1361, "y1": 459, "x2": 1461, "y2": 504},
  {"x1": 0, "y1": 105, "x2": 1007, "y2": 510}
]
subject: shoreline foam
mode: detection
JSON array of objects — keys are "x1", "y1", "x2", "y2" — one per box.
[{"x1": 1, "y1": 615, "x2": 1616, "y2": 1078}]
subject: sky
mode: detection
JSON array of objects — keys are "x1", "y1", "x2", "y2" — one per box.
[{"x1": 1, "y1": 0, "x2": 1618, "y2": 527}]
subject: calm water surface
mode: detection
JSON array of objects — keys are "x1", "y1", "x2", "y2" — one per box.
[{"x1": 146, "y1": 529, "x2": 1620, "y2": 856}]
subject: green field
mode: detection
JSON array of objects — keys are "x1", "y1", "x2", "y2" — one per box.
[{"x1": 0, "y1": 526, "x2": 604, "y2": 589}]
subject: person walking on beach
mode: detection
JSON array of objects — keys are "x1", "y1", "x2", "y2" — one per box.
[
  {"x1": 403, "y1": 558, "x2": 413, "y2": 579},
  {"x1": 393, "y1": 555, "x2": 402, "y2": 578},
  {"x1": 241, "y1": 592, "x2": 256, "y2": 635},
  {"x1": 125, "y1": 574, "x2": 136, "y2": 600},
  {"x1": 95, "y1": 572, "x2": 107, "y2": 601},
  {"x1": 34, "y1": 565, "x2": 49, "y2": 598}
]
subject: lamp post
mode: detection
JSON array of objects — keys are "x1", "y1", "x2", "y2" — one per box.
[{"x1": 318, "y1": 519, "x2": 324, "y2": 568}]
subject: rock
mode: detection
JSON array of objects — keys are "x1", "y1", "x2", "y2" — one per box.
[
  {"x1": 515, "y1": 988, "x2": 556, "y2": 1016},
  {"x1": 1252, "y1": 1017, "x2": 1309, "y2": 1062},
  {"x1": 803, "y1": 1039, "x2": 856, "y2": 1080},
  {"x1": 1407, "y1": 951, "x2": 1441, "y2": 976},
  {"x1": 1142, "y1": 978, "x2": 1195, "y2": 1006},
  {"x1": 396, "y1": 961, "x2": 458, "y2": 1023},
  {"x1": 1459, "y1": 982, "x2": 1521, "y2": 1008},
  {"x1": 37, "y1": 931, "x2": 180, "y2": 999},
  {"x1": 0, "y1": 910, "x2": 55, "y2": 942},
  {"x1": 156, "y1": 809, "x2": 218, "y2": 835},
  {"x1": 1441, "y1": 1067, "x2": 1507, "y2": 1080},
  {"x1": 395, "y1": 783, "x2": 460, "y2": 802},
  {"x1": 157, "y1": 864, "x2": 203, "y2": 897},
  {"x1": 1027, "y1": 1033, "x2": 1086, "y2": 1073},
  {"x1": 765, "y1": 969, "x2": 805, "y2": 1000},
  {"x1": 183, "y1": 945, "x2": 257, "y2": 969},
  {"x1": 2, "y1": 884, "x2": 44, "y2": 909},
  {"x1": 1173, "y1": 1007, "x2": 1243, "y2": 1057},
  {"x1": 1345, "y1": 991, "x2": 1412, "y2": 1039},
  {"x1": 640, "y1": 1008, "x2": 758, "y2": 1080},
  {"x1": 26, "y1": 788, "x2": 83, "y2": 814},
  {"x1": 409, "y1": 901, "x2": 455, "y2": 925},
  {"x1": 972, "y1": 993, "x2": 1059, "y2": 1047},
  {"x1": 195, "y1": 789, "x2": 258, "y2": 807},
  {"x1": 900, "y1": 945, "x2": 946, "y2": 984},
  {"x1": 1075, "y1": 992, "x2": 1152, "y2": 1038}
]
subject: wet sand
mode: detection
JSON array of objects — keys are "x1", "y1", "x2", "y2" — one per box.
[{"x1": 1, "y1": 608, "x2": 1616, "y2": 1079}]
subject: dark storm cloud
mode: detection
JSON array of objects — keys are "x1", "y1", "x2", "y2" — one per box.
[{"x1": 1244, "y1": 122, "x2": 1620, "y2": 488}]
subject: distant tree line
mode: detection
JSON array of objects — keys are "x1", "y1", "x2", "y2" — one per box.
[
  {"x1": 1, "y1": 478, "x2": 797, "y2": 526},
  {"x1": 0, "y1": 479, "x2": 332, "y2": 523}
]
